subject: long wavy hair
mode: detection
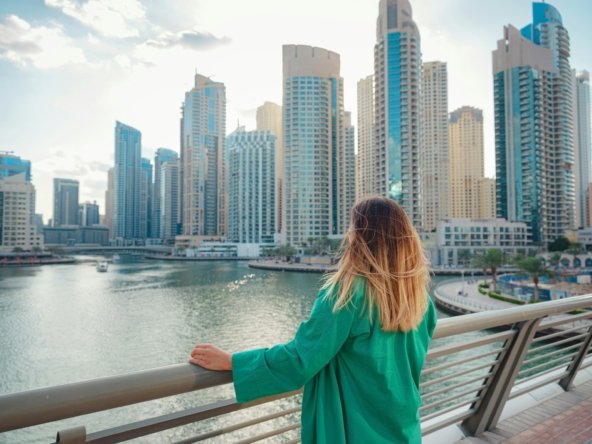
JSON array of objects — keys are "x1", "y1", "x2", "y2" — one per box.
[{"x1": 323, "y1": 196, "x2": 430, "y2": 332}]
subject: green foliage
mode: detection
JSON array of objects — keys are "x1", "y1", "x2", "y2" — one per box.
[
  {"x1": 478, "y1": 287, "x2": 487, "y2": 295},
  {"x1": 11, "y1": 246, "x2": 24, "y2": 253},
  {"x1": 548, "y1": 236, "x2": 571, "y2": 252},
  {"x1": 514, "y1": 255, "x2": 552, "y2": 303},
  {"x1": 488, "y1": 292, "x2": 526, "y2": 305}
]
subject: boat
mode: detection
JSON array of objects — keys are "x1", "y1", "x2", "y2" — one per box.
[{"x1": 96, "y1": 261, "x2": 109, "y2": 272}]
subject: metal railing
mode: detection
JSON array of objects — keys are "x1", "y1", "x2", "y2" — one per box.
[{"x1": 1, "y1": 294, "x2": 591, "y2": 443}]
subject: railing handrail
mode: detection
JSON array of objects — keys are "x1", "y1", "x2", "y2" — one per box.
[
  {"x1": 433, "y1": 291, "x2": 592, "y2": 339},
  {"x1": 1, "y1": 294, "x2": 591, "y2": 435}
]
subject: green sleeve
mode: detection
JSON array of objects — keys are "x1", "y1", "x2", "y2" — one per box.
[{"x1": 232, "y1": 290, "x2": 357, "y2": 403}]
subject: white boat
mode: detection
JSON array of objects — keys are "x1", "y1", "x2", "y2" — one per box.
[{"x1": 96, "y1": 261, "x2": 109, "y2": 272}]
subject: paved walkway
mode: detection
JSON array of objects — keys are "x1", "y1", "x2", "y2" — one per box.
[
  {"x1": 455, "y1": 380, "x2": 592, "y2": 444},
  {"x1": 435, "y1": 279, "x2": 517, "y2": 312}
]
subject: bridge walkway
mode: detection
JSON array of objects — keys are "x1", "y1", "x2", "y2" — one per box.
[{"x1": 456, "y1": 380, "x2": 592, "y2": 444}]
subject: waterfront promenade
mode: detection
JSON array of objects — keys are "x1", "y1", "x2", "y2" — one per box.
[{"x1": 434, "y1": 279, "x2": 516, "y2": 314}]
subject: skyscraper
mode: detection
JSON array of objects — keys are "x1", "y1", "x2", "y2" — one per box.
[
  {"x1": 356, "y1": 75, "x2": 374, "y2": 201},
  {"x1": 374, "y1": 0, "x2": 422, "y2": 227},
  {"x1": 0, "y1": 152, "x2": 31, "y2": 181},
  {"x1": 256, "y1": 102, "x2": 283, "y2": 237},
  {"x1": 140, "y1": 157, "x2": 152, "y2": 238},
  {"x1": 53, "y1": 178, "x2": 79, "y2": 227},
  {"x1": 342, "y1": 111, "x2": 356, "y2": 230},
  {"x1": 227, "y1": 128, "x2": 276, "y2": 244},
  {"x1": 79, "y1": 201, "x2": 100, "y2": 226},
  {"x1": 114, "y1": 121, "x2": 142, "y2": 240},
  {"x1": 105, "y1": 167, "x2": 114, "y2": 239},
  {"x1": 493, "y1": 2, "x2": 575, "y2": 245},
  {"x1": 574, "y1": 71, "x2": 591, "y2": 227},
  {"x1": 421, "y1": 61, "x2": 449, "y2": 231},
  {"x1": 449, "y1": 106, "x2": 487, "y2": 219},
  {"x1": 152, "y1": 148, "x2": 178, "y2": 239},
  {"x1": 160, "y1": 159, "x2": 181, "y2": 242},
  {"x1": 180, "y1": 74, "x2": 226, "y2": 239},
  {"x1": 282, "y1": 44, "x2": 352, "y2": 245}
]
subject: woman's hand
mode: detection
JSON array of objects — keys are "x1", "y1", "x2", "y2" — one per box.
[{"x1": 189, "y1": 343, "x2": 232, "y2": 371}]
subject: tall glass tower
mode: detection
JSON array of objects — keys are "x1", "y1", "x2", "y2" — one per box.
[
  {"x1": 493, "y1": 2, "x2": 575, "y2": 245},
  {"x1": 140, "y1": 157, "x2": 152, "y2": 239},
  {"x1": 181, "y1": 74, "x2": 226, "y2": 238},
  {"x1": 53, "y1": 178, "x2": 79, "y2": 227},
  {"x1": 374, "y1": 0, "x2": 422, "y2": 227},
  {"x1": 574, "y1": 71, "x2": 591, "y2": 227},
  {"x1": 152, "y1": 148, "x2": 178, "y2": 238},
  {"x1": 0, "y1": 153, "x2": 31, "y2": 182},
  {"x1": 114, "y1": 121, "x2": 142, "y2": 240},
  {"x1": 282, "y1": 44, "x2": 353, "y2": 245}
]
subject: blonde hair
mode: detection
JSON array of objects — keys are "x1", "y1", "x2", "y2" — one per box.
[{"x1": 322, "y1": 196, "x2": 430, "y2": 332}]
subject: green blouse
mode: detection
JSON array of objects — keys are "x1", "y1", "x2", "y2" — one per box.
[{"x1": 232, "y1": 283, "x2": 437, "y2": 443}]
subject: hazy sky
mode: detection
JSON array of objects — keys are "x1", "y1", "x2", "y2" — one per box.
[{"x1": 0, "y1": 0, "x2": 591, "y2": 221}]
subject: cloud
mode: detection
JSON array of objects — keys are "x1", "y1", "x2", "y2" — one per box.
[
  {"x1": 0, "y1": 14, "x2": 86, "y2": 68},
  {"x1": 44, "y1": 0, "x2": 146, "y2": 38},
  {"x1": 146, "y1": 29, "x2": 231, "y2": 51}
]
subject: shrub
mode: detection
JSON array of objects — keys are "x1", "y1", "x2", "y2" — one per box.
[{"x1": 488, "y1": 292, "x2": 526, "y2": 305}]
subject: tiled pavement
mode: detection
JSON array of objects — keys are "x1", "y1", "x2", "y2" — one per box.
[{"x1": 455, "y1": 380, "x2": 592, "y2": 444}]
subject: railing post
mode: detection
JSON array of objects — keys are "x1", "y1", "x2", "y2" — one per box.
[
  {"x1": 56, "y1": 426, "x2": 86, "y2": 443},
  {"x1": 461, "y1": 317, "x2": 542, "y2": 437},
  {"x1": 559, "y1": 323, "x2": 592, "y2": 391}
]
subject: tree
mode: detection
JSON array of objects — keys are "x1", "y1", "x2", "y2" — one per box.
[
  {"x1": 483, "y1": 249, "x2": 504, "y2": 291},
  {"x1": 472, "y1": 254, "x2": 488, "y2": 285},
  {"x1": 11, "y1": 246, "x2": 23, "y2": 253},
  {"x1": 566, "y1": 242, "x2": 583, "y2": 256},
  {"x1": 457, "y1": 249, "x2": 472, "y2": 267},
  {"x1": 548, "y1": 236, "x2": 571, "y2": 252},
  {"x1": 515, "y1": 256, "x2": 552, "y2": 303},
  {"x1": 275, "y1": 244, "x2": 297, "y2": 262}
]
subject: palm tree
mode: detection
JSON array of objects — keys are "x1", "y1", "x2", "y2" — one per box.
[
  {"x1": 515, "y1": 256, "x2": 551, "y2": 303},
  {"x1": 472, "y1": 254, "x2": 488, "y2": 285},
  {"x1": 483, "y1": 249, "x2": 504, "y2": 292},
  {"x1": 458, "y1": 249, "x2": 472, "y2": 268}
]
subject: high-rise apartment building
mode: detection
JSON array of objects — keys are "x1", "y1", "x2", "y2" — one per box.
[
  {"x1": 105, "y1": 167, "x2": 114, "y2": 238},
  {"x1": 282, "y1": 44, "x2": 353, "y2": 244},
  {"x1": 449, "y1": 107, "x2": 490, "y2": 219},
  {"x1": 0, "y1": 173, "x2": 43, "y2": 249},
  {"x1": 493, "y1": 2, "x2": 575, "y2": 245},
  {"x1": 0, "y1": 152, "x2": 31, "y2": 181},
  {"x1": 374, "y1": 0, "x2": 422, "y2": 227},
  {"x1": 160, "y1": 159, "x2": 181, "y2": 242},
  {"x1": 574, "y1": 71, "x2": 591, "y2": 227},
  {"x1": 356, "y1": 75, "x2": 374, "y2": 201},
  {"x1": 343, "y1": 112, "x2": 356, "y2": 226},
  {"x1": 79, "y1": 201, "x2": 100, "y2": 226},
  {"x1": 140, "y1": 158, "x2": 152, "y2": 238},
  {"x1": 114, "y1": 121, "x2": 142, "y2": 240},
  {"x1": 227, "y1": 128, "x2": 276, "y2": 244},
  {"x1": 421, "y1": 61, "x2": 449, "y2": 231},
  {"x1": 256, "y1": 102, "x2": 283, "y2": 236},
  {"x1": 53, "y1": 178, "x2": 79, "y2": 227},
  {"x1": 181, "y1": 74, "x2": 226, "y2": 239},
  {"x1": 152, "y1": 148, "x2": 178, "y2": 238},
  {"x1": 480, "y1": 178, "x2": 496, "y2": 219}
]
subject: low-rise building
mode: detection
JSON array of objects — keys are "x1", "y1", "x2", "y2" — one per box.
[
  {"x1": 430, "y1": 218, "x2": 535, "y2": 266},
  {"x1": 43, "y1": 226, "x2": 109, "y2": 246}
]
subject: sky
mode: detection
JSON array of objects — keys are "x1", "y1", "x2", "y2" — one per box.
[{"x1": 0, "y1": 0, "x2": 591, "y2": 222}]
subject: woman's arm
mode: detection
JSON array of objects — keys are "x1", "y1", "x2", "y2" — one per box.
[{"x1": 189, "y1": 343, "x2": 232, "y2": 371}]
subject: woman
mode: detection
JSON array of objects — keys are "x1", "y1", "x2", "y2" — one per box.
[{"x1": 189, "y1": 197, "x2": 437, "y2": 443}]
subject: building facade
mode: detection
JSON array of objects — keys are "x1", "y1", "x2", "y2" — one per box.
[
  {"x1": 449, "y1": 107, "x2": 493, "y2": 219},
  {"x1": 374, "y1": 0, "x2": 422, "y2": 227},
  {"x1": 256, "y1": 102, "x2": 283, "y2": 237},
  {"x1": 421, "y1": 61, "x2": 449, "y2": 231},
  {"x1": 0, "y1": 173, "x2": 43, "y2": 249},
  {"x1": 227, "y1": 128, "x2": 276, "y2": 244},
  {"x1": 433, "y1": 218, "x2": 531, "y2": 267},
  {"x1": 105, "y1": 167, "x2": 114, "y2": 239},
  {"x1": 282, "y1": 44, "x2": 353, "y2": 245},
  {"x1": 140, "y1": 157, "x2": 152, "y2": 238},
  {"x1": 574, "y1": 71, "x2": 591, "y2": 227},
  {"x1": 356, "y1": 75, "x2": 375, "y2": 201},
  {"x1": 152, "y1": 148, "x2": 178, "y2": 239},
  {"x1": 79, "y1": 201, "x2": 100, "y2": 226},
  {"x1": 53, "y1": 178, "x2": 79, "y2": 227},
  {"x1": 494, "y1": 3, "x2": 576, "y2": 245},
  {"x1": 181, "y1": 74, "x2": 226, "y2": 239},
  {"x1": 160, "y1": 159, "x2": 180, "y2": 242},
  {"x1": 114, "y1": 121, "x2": 142, "y2": 240},
  {"x1": 0, "y1": 152, "x2": 31, "y2": 181}
]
